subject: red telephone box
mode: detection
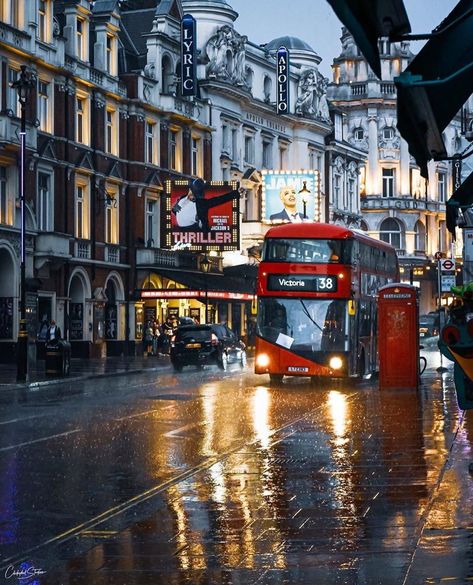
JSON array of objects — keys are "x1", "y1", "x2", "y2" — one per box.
[{"x1": 378, "y1": 284, "x2": 419, "y2": 390}]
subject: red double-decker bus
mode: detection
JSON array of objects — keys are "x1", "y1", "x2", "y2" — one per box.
[{"x1": 255, "y1": 223, "x2": 399, "y2": 383}]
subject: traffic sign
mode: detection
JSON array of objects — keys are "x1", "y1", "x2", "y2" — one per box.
[
  {"x1": 440, "y1": 258, "x2": 455, "y2": 272},
  {"x1": 434, "y1": 251, "x2": 444, "y2": 260},
  {"x1": 441, "y1": 274, "x2": 456, "y2": 292}
]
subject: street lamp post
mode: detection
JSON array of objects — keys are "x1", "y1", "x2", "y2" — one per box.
[
  {"x1": 12, "y1": 66, "x2": 35, "y2": 382},
  {"x1": 299, "y1": 181, "x2": 311, "y2": 220},
  {"x1": 200, "y1": 255, "x2": 211, "y2": 323}
]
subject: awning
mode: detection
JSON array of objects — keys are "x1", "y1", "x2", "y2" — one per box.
[
  {"x1": 326, "y1": 0, "x2": 410, "y2": 79},
  {"x1": 446, "y1": 171, "x2": 473, "y2": 237},
  {"x1": 395, "y1": 0, "x2": 473, "y2": 177},
  {"x1": 137, "y1": 266, "x2": 256, "y2": 298}
]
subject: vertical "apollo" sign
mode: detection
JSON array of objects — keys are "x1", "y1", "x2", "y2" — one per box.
[
  {"x1": 181, "y1": 14, "x2": 196, "y2": 97},
  {"x1": 277, "y1": 46, "x2": 289, "y2": 115}
]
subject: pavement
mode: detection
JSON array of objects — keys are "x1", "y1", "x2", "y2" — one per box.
[{"x1": 0, "y1": 353, "x2": 170, "y2": 393}]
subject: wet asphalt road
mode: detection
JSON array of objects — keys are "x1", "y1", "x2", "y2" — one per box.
[{"x1": 0, "y1": 342, "x2": 473, "y2": 584}]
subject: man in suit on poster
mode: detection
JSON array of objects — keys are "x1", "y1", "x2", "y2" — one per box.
[{"x1": 269, "y1": 186, "x2": 304, "y2": 222}]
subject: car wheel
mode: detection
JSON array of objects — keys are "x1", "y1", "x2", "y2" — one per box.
[
  {"x1": 218, "y1": 352, "x2": 228, "y2": 371},
  {"x1": 240, "y1": 351, "x2": 247, "y2": 368},
  {"x1": 172, "y1": 362, "x2": 183, "y2": 372},
  {"x1": 269, "y1": 374, "x2": 283, "y2": 384}
]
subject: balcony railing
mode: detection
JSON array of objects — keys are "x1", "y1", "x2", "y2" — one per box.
[
  {"x1": 105, "y1": 245, "x2": 120, "y2": 264},
  {"x1": 351, "y1": 83, "x2": 367, "y2": 96},
  {"x1": 380, "y1": 83, "x2": 396, "y2": 95},
  {"x1": 136, "y1": 247, "x2": 200, "y2": 270},
  {"x1": 75, "y1": 240, "x2": 91, "y2": 259}
]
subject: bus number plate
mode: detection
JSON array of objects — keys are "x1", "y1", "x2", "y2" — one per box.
[
  {"x1": 288, "y1": 366, "x2": 309, "y2": 372},
  {"x1": 268, "y1": 274, "x2": 337, "y2": 292}
]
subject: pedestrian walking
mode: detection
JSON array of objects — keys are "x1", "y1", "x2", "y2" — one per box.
[{"x1": 144, "y1": 322, "x2": 154, "y2": 356}]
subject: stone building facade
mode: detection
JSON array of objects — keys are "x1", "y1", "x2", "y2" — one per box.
[
  {"x1": 184, "y1": 0, "x2": 366, "y2": 260},
  {"x1": 0, "y1": 0, "x2": 212, "y2": 360},
  {"x1": 328, "y1": 28, "x2": 466, "y2": 312},
  {"x1": 0, "y1": 1, "x2": 370, "y2": 363}
]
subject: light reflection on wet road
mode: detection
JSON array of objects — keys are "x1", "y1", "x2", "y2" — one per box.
[{"x1": 0, "y1": 344, "x2": 472, "y2": 584}]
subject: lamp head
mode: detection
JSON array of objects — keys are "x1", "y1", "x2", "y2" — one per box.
[
  {"x1": 200, "y1": 254, "x2": 211, "y2": 273},
  {"x1": 298, "y1": 180, "x2": 311, "y2": 203}
]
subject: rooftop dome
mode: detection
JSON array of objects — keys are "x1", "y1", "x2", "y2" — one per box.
[{"x1": 265, "y1": 36, "x2": 315, "y2": 52}]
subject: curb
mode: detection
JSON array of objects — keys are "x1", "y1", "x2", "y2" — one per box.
[{"x1": 0, "y1": 362, "x2": 169, "y2": 394}]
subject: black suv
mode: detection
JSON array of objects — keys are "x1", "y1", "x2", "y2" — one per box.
[
  {"x1": 210, "y1": 324, "x2": 247, "y2": 367},
  {"x1": 170, "y1": 325, "x2": 225, "y2": 371}
]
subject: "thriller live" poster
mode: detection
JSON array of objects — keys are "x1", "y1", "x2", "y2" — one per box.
[{"x1": 164, "y1": 180, "x2": 240, "y2": 251}]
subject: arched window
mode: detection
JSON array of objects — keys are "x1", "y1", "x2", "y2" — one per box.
[
  {"x1": 174, "y1": 61, "x2": 181, "y2": 97},
  {"x1": 161, "y1": 55, "x2": 173, "y2": 94},
  {"x1": 379, "y1": 218, "x2": 402, "y2": 250},
  {"x1": 414, "y1": 220, "x2": 426, "y2": 252}
]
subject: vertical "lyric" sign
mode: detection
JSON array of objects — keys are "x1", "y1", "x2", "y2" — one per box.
[
  {"x1": 181, "y1": 14, "x2": 196, "y2": 97},
  {"x1": 277, "y1": 46, "x2": 289, "y2": 115}
]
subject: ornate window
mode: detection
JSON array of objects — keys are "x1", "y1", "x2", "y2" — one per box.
[
  {"x1": 145, "y1": 120, "x2": 158, "y2": 165},
  {"x1": 38, "y1": 80, "x2": 52, "y2": 133},
  {"x1": 76, "y1": 93, "x2": 90, "y2": 145},
  {"x1": 75, "y1": 177, "x2": 90, "y2": 239},
  {"x1": 414, "y1": 220, "x2": 426, "y2": 252},
  {"x1": 383, "y1": 127, "x2": 395, "y2": 141},
  {"x1": 169, "y1": 128, "x2": 182, "y2": 172},
  {"x1": 76, "y1": 17, "x2": 87, "y2": 61},
  {"x1": 161, "y1": 55, "x2": 173, "y2": 94},
  {"x1": 106, "y1": 34, "x2": 117, "y2": 76},
  {"x1": 37, "y1": 171, "x2": 53, "y2": 231},
  {"x1": 380, "y1": 218, "x2": 402, "y2": 250},
  {"x1": 145, "y1": 196, "x2": 159, "y2": 248},
  {"x1": 38, "y1": 0, "x2": 51, "y2": 43},
  {"x1": 437, "y1": 172, "x2": 446, "y2": 203},
  {"x1": 354, "y1": 128, "x2": 364, "y2": 141},
  {"x1": 105, "y1": 106, "x2": 118, "y2": 155},
  {"x1": 105, "y1": 184, "x2": 119, "y2": 244},
  {"x1": 191, "y1": 135, "x2": 202, "y2": 176},
  {"x1": 382, "y1": 168, "x2": 395, "y2": 198}
]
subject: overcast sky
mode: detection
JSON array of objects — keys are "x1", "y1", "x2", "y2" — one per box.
[{"x1": 230, "y1": 0, "x2": 459, "y2": 77}]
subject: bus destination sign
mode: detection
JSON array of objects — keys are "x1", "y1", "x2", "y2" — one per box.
[{"x1": 268, "y1": 274, "x2": 337, "y2": 292}]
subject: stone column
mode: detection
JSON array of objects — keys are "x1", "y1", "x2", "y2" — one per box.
[
  {"x1": 367, "y1": 112, "x2": 378, "y2": 196},
  {"x1": 400, "y1": 137, "x2": 410, "y2": 196}
]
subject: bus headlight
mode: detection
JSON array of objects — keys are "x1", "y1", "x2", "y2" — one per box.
[
  {"x1": 256, "y1": 353, "x2": 270, "y2": 368},
  {"x1": 329, "y1": 356, "x2": 343, "y2": 370}
]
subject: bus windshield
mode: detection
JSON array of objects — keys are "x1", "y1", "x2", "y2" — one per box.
[
  {"x1": 257, "y1": 298, "x2": 347, "y2": 353},
  {"x1": 262, "y1": 238, "x2": 352, "y2": 264}
]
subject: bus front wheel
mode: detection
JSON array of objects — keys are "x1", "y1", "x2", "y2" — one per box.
[{"x1": 269, "y1": 374, "x2": 283, "y2": 385}]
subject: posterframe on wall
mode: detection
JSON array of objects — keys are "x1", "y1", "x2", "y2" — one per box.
[
  {"x1": 164, "y1": 180, "x2": 240, "y2": 252},
  {"x1": 261, "y1": 170, "x2": 320, "y2": 224}
]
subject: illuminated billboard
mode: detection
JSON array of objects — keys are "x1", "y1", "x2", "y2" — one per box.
[
  {"x1": 261, "y1": 170, "x2": 320, "y2": 224},
  {"x1": 164, "y1": 179, "x2": 240, "y2": 251}
]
